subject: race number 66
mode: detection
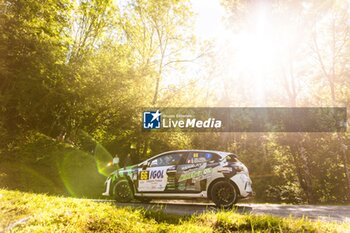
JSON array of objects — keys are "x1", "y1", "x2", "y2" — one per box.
[{"x1": 140, "y1": 171, "x2": 149, "y2": 180}]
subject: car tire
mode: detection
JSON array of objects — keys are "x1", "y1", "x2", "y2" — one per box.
[
  {"x1": 113, "y1": 179, "x2": 134, "y2": 203},
  {"x1": 210, "y1": 180, "x2": 238, "y2": 208}
]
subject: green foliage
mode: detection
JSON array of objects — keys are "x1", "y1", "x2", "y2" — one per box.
[
  {"x1": 0, "y1": 133, "x2": 105, "y2": 197},
  {"x1": 0, "y1": 0, "x2": 72, "y2": 138}
]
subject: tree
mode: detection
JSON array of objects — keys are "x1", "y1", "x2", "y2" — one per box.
[
  {"x1": 310, "y1": 0, "x2": 350, "y2": 199},
  {"x1": 0, "y1": 0, "x2": 72, "y2": 140}
]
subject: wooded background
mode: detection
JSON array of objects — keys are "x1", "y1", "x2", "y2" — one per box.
[{"x1": 0, "y1": 0, "x2": 350, "y2": 204}]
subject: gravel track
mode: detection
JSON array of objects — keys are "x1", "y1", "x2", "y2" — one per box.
[{"x1": 93, "y1": 199, "x2": 350, "y2": 223}]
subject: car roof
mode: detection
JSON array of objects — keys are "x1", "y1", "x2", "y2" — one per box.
[{"x1": 144, "y1": 150, "x2": 234, "y2": 163}]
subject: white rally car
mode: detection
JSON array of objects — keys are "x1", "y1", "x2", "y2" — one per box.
[{"x1": 102, "y1": 150, "x2": 252, "y2": 208}]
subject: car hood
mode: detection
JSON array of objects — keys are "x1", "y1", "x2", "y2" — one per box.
[{"x1": 110, "y1": 164, "x2": 138, "y2": 177}]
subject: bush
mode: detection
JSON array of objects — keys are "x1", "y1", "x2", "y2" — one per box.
[{"x1": 0, "y1": 133, "x2": 106, "y2": 198}]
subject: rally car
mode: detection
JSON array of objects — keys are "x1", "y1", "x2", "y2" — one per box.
[{"x1": 102, "y1": 150, "x2": 252, "y2": 208}]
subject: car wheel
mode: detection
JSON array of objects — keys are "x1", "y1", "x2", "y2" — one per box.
[
  {"x1": 113, "y1": 179, "x2": 134, "y2": 203},
  {"x1": 210, "y1": 180, "x2": 238, "y2": 208}
]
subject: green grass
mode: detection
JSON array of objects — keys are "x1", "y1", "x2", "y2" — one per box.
[{"x1": 0, "y1": 189, "x2": 349, "y2": 233}]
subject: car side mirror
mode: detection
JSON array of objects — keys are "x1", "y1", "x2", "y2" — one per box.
[{"x1": 141, "y1": 162, "x2": 148, "y2": 170}]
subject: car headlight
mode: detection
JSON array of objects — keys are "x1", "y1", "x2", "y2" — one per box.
[
  {"x1": 233, "y1": 165, "x2": 244, "y2": 172},
  {"x1": 218, "y1": 167, "x2": 233, "y2": 173}
]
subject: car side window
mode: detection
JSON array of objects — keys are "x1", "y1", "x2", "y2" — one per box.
[
  {"x1": 149, "y1": 153, "x2": 186, "y2": 167},
  {"x1": 186, "y1": 152, "x2": 219, "y2": 164}
]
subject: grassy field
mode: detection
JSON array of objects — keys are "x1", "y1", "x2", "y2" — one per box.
[{"x1": 0, "y1": 189, "x2": 349, "y2": 233}]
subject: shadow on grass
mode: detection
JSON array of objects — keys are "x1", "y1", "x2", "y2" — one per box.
[{"x1": 143, "y1": 209, "x2": 189, "y2": 224}]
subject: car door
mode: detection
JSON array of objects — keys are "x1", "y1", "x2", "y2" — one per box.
[
  {"x1": 137, "y1": 152, "x2": 186, "y2": 193},
  {"x1": 176, "y1": 151, "x2": 220, "y2": 193}
]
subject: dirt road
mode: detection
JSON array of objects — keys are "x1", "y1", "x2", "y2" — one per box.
[{"x1": 112, "y1": 201, "x2": 350, "y2": 223}]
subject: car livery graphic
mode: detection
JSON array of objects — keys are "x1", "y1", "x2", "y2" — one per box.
[{"x1": 102, "y1": 150, "x2": 253, "y2": 208}]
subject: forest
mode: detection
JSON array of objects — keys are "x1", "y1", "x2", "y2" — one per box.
[{"x1": 0, "y1": 0, "x2": 350, "y2": 204}]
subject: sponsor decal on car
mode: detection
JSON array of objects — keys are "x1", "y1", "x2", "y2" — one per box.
[
  {"x1": 178, "y1": 167, "x2": 212, "y2": 182},
  {"x1": 179, "y1": 163, "x2": 204, "y2": 171},
  {"x1": 150, "y1": 170, "x2": 164, "y2": 179},
  {"x1": 138, "y1": 167, "x2": 168, "y2": 192}
]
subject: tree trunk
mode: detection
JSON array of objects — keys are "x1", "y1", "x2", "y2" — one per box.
[
  {"x1": 341, "y1": 143, "x2": 350, "y2": 200},
  {"x1": 289, "y1": 134, "x2": 315, "y2": 203}
]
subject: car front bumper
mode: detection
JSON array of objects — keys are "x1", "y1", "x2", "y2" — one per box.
[{"x1": 230, "y1": 173, "x2": 253, "y2": 197}]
